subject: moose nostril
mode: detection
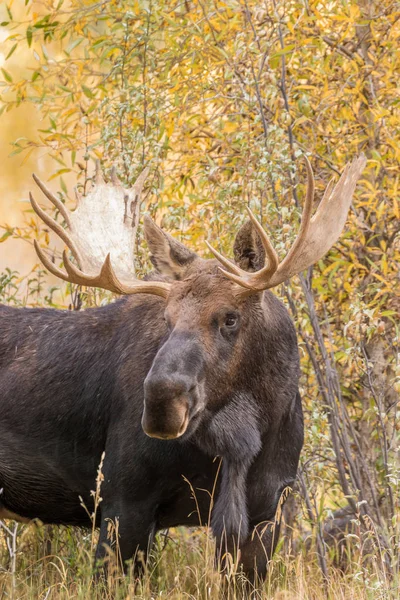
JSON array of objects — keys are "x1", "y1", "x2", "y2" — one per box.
[{"x1": 177, "y1": 406, "x2": 190, "y2": 436}]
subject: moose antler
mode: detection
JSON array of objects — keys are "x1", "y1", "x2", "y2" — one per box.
[
  {"x1": 31, "y1": 163, "x2": 171, "y2": 298},
  {"x1": 206, "y1": 154, "x2": 366, "y2": 293}
]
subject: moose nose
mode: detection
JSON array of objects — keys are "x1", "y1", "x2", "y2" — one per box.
[
  {"x1": 142, "y1": 376, "x2": 193, "y2": 439},
  {"x1": 144, "y1": 375, "x2": 193, "y2": 404}
]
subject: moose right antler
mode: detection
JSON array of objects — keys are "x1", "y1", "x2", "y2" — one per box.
[
  {"x1": 206, "y1": 154, "x2": 366, "y2": 295},
  {"x1": 31, "y1": 163, "x2": 171, "y2": 298}
]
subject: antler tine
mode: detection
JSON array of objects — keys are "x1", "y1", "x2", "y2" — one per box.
[
  {"x1": 205, "y1": 241, "x2": 243, "y2": 276},
  {"x1": 30, "y1": 192, "x2": 84, "y2": 269},
  {"x1": 277, "y1": 155, "x2": 315, "y2": 270},
  {"x1": 33, "y1": 240, "x2": 72, "y2": 283},
  {"x1": 94, "y1": 160, "x2": 105, "y2": 185},
  {"x1": 244, "y1": 207, "x2": 279, "y2": 279},
  {"x1": 317, "y1": 176, "x2": 335, "y2": 209},
  {"x1": 62, "y1": 251, "x2": 170, "y2": 297},
  {"x1": 33, "y1": 240, "x2": 170, "y2": 298},
  {"x1": 32, "y1": 174, "x2": 71, "y2": 227},
  {"x1": 63, "y1": 251, "x2": 132, "y2": 294},
  {"x1": 206, "y1": 206, "x2": 279, "y2": 283},
  {"x1": 133, "y1": 166, "x2": 150, "y2": 194},
  {"x1": 74, "y1": 187, "x2": 82, "y2": 206},
  {"x1": 314, "y1": 163, "x2": 349, "y2": 216},
  {"x1": 110, "y1": 167, "x2": 121, "y2": 186}
]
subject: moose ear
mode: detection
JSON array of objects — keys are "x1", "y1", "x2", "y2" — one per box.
[
  {"x1": 233, "y1": 220, "x2": 266, "y2": 272},
  {"x1": 143, "y1": 216, "x2": 198, "y2": 280}
]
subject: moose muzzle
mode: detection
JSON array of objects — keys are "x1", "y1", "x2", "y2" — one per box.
[
  {"x1": 142, "y1": 379, "x2": 191, "y2": 439},
  {"x1": 142, "y1": 332, "x2": 205, "y2": 439}
]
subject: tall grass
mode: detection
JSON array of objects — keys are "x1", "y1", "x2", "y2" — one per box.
[{"x1": 1, "y1": 515, "x2": 398, "y2": 599}]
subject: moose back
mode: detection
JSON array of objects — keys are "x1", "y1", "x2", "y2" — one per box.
[{"x1": 0, "y1": 156, "x2": 365, "y2": 580}]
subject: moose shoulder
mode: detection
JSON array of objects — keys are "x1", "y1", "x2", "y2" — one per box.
[{"x1": 0, "y1": 156, "x2": 366, "y2": 581}]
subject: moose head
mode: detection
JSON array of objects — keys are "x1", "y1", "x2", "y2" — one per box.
[{"x1": 31, "y1": 156, "x2": 366, "y2": 440}]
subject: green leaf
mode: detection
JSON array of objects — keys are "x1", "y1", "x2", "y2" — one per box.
[
  {"x1": 81, "y1": 84, "x2": 95, "y2": 99},
  {"x1": 9, "y1": 147, "x2": 24, "y2": 156},
  {"x1": 1, "y1": 68, "x2": 13, "y2": 83},
  {"x1": 6, "y1": 43, "x2": 17, "y2": 60},
  {"x1": 60, "y1": 176, "x2": 67, "y2": 195},
  {"x1": 27, "y1": 26, "x2": 33, "y2": 47},
  {"x1": 48, "y1": 168, "x2": 71, "y2": 181},
  {"x1": 41, "y1": 44, "x2": 49, "y2": 60},
  {"x1": 0, "y1": 231, "x2": 12, "y2": 243},
  {"x1": 65, "y1": 38, "x2": 83, "y2": 55}
]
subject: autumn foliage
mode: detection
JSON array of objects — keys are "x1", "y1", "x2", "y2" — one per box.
[{"x1": 0, "y1": 0, "x2": 399, "y2": 597}]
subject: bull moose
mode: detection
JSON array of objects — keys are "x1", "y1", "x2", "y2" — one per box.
[{"x1": 0, "y1": 155, "x2": 365, "y2": 581}]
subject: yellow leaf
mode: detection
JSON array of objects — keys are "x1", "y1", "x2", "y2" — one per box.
[{"x1": 223, "y1": 121, "x2": 238, "y2": 133}]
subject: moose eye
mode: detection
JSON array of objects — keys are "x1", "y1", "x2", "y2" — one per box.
[{"x1": 225, "y1": 314, "x2": 238, "y2": 328}]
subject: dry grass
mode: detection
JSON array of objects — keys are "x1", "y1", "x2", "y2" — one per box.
[{"x1": 0, "y1": 521, "x2": 398, "y2": 600}]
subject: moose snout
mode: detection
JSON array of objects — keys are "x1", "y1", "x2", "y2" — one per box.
[
  {"x1": 142, "y1": 376, "x2": 193, "y2": 439},
  {"x1": 142, "y1": 333, "x2": 206, "y2": 439}
]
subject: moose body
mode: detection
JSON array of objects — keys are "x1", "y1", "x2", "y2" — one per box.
[
  {"x1": 0, "y1": 154, "x2": 365, "y2": 580},
  {"x1": 0, "y1": 272, "x2": 302, "y2": 579}
]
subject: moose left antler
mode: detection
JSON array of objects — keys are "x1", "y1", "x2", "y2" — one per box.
[
  {"x1": 206, "y1": 154, "x2": 367, "y2": 294},
  {"x1": 31, "y1": 155, "x2": 366, "y2": 296}
]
